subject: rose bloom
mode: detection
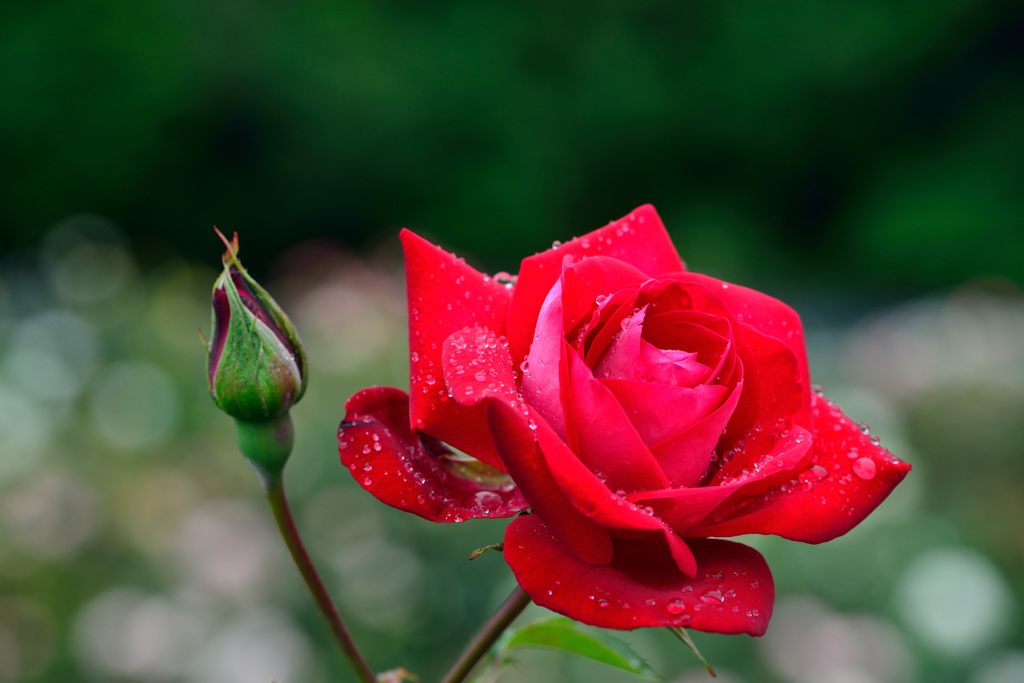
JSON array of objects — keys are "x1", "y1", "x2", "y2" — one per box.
[{"x1": 339, "y1": 205, "x2": 909, "y2": 636}]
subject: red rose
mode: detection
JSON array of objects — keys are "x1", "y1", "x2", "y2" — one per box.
[{"x1": 339, "y1": 205, "x2": 909, "y2": 636}]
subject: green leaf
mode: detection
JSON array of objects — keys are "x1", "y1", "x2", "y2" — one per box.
[{"x1": 497, "y1": 617, "x2": 656, "y2": 678}]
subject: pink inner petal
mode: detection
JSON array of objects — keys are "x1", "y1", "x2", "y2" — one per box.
[
  {"x1": 562, "y1": 349, "x2": 670, "y2": 493},
  {"x1": 592, "y1": 306, "x2": 647, "y2": 381},
  {"x1": 639, "y1": 341, "x2": 713, "y2": 386},
  {"x1": 602, "y1": 379, "x2": 730, "y2": 447},
  {"x1": 521, "y1": 277, "x2": 568, "y2": 438}
]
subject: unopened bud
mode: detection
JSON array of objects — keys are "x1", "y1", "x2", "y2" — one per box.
[{"x1": 206, "y1": 229, "x2": 307, "y2": 423}]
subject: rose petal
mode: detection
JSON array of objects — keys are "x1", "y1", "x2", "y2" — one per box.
[
  {"x1": 633, "y1": 425, "x2": 815, "y2": 531},
  {"x1": 562, "y1": 349, "x2": 670, "y2": 493},
  {"x1": 688, "y1": 394, "x2": 910, "y2": 542},
  {"x1": 442, "y1": 326, "x2": 519, "y2": 405},
  {"x1": 640, "y1": 310, "x2": 735, "y2": 382},
  {"x1": 676, "y1": 272, "x2": 811, "y2": 416},
  {"x1": 645, "y1": 385, "x2": 744, "y2": 488},
  {"x1": 521, "y1": 278, "x2": 568, "y2": 438},
  {"x1": 601, "y1": 379, "x2": 730, "y2": 448},
  {"x1": 591, "y1": 306, "x2": 647, "y2": 381},
  {"x1": 505, "y1": 514, "x2": 774, "y2": 635},
  {"x1": 338, "y1": 387, "x2": 528, "y2": 522},
  {"x1": 508, "y1": 205, "x2": 685, "y2": 367},
  {"x1": 560, "y1": 256, "x2": 650, "y2": 335},
  {"x1": 714, "y1": 323, "x2": 808, "y2": 475},
  {"x1": 485, "y1": 399, "x2": 614, "y2": 565},
  {"x1": 640, "y1": 343, "x2": 712, "y2": 387},
  {"x1": 401, "y1": 229, "x2": 513, "y2": 469}
]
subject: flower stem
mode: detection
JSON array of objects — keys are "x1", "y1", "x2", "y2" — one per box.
[
  {"x1": 440, "y1": 585, "x2": 532, "y2": 683},
  {"x1": 262, "y1": 473, "x2": 376, "y2": 683}
]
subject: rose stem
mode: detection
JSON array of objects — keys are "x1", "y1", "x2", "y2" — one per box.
[
  {"x1": 440, "y1": 585, "x2": 532, "y2": 683},
  {"x1": 262, "y1": 472, "x2": 377, "y2": 683}
]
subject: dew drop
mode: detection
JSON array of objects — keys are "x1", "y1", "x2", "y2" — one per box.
[
  {"x1": 700, "y1": 588, "x2": 725, "y2": 605},
  {"x1": 598, "y1": 600, "x2": 610, "y2": 609},
  {"x1": 666, "y1": 600, "x2": 687, "y2": 615},
  {"x1": 361, "y1": 444, "x2": 372, "y2": 455},
  {"x1": 362, "y1": 463, "x2": 373, "y2": 472},
  {"x1": 472, "y1": 491, "x2": 503, "y2": 509},
  {"x1": 852, "y1": 457, "x2": 877, "y2": 480},
  {"x1": 362, "y1": 477, "x2": 372, "y2": 486},
  {"x1": 799, "y1": 465, "x2": 829, "y2": 491}
]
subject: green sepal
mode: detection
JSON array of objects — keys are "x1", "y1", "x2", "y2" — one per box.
[{"x1": 235, "y1": 412, "x2": 295, "y2": 484}]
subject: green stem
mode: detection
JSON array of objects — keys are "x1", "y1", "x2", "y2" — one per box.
[
  {"x1": 440, "y1": 586, "x2": 532, "y2": 683},
  {"x1": 262, "y1": 473, "x2": 376, "y2": 683}
]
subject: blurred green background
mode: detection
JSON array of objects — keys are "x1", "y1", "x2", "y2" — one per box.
[{"x1": 1, "y1": 2, "x2": 1023, "y2": 682}]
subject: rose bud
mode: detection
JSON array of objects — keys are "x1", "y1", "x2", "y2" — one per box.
[
  {"x1": 207, "y1": 229, "x2": 306, "y2": 421},
  {"x1": 206, "y1": 230, "x2": 307, "y2": 478}
]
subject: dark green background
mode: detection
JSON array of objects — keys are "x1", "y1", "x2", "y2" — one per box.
[{"x1": 3, "y1": 1, "x2": 1023, "y2": 289}]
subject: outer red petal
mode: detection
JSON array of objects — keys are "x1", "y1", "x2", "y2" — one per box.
[
  {"x1": 442, "y1": 325, "x2": 519, "y2": 405},
  {"x1": 401, "y1": 229, "x2": 513, "y2": 469},
  {"x1": 511, "y1": 389, "x2": 699, "y2": 577},
  {"x1": 632, "y1": 425, "x2": 815, "y2": 532},
  {"x1": 338, "y1": 387, "x2": 528, "y2": 522},
  {"x1": 688, "y1": 394, "x2": 911, "y2": 542},
  {"x1": 711, "y1": 322, "x2": 808, "y2": 479},
  {"x1": 505, "y1": 514, "x2": 774, "y2": 635},
  {"x1": 485, "y1": 399, "x2": 614, "y2": 566},
  {"x1": 508, "y1": 205, "x2": 685, "y2": 367}
]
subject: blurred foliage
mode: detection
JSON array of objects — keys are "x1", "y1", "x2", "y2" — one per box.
[
  {"x1": 2, "y1": 3, "x2": 1024, "y2": 683},
  {"x1": 2, "y1": 1, "x2": 1023, "y2": 290}
]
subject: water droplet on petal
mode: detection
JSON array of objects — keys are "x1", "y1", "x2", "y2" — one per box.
[
  {"x1": 852, "y1": 457, "x2": 877, "y2": 480},
  {"x1": 666, "y1": 600, "x2": 687, "y2": 615}
]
